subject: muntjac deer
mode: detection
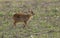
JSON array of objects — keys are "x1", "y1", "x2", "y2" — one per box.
[{"x1": 13, "y1": 10, "x2": 35, "y2": 28}]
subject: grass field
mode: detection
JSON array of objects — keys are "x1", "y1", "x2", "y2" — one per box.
[{"x1": 0, "y1": 0, "x2": 60, "y2": 38}]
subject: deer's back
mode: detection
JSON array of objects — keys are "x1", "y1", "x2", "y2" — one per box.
[{"x1": 13, "y1": 14, "x2": 31, "y2": 22}]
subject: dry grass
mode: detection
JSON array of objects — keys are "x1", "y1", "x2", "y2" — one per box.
[{"x1": 0, "y1": 0, "x2": 60, "y2": 38}]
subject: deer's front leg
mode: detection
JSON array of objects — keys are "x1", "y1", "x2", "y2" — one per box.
[
  {"x1": 13, "y1": 21, "x2": 17, "y2": 28},
  {"x1": 23, "y1": 21, "x2": 28, "y2": 28}
]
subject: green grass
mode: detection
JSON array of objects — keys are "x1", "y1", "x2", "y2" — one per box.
[{"x1": 0, "y1": 0, "x2": 60, "y2": 38}]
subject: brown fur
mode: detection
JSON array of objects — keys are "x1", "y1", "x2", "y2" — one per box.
[{"x1": 13, "y1": 10, "x2": 34, "y2": 28}]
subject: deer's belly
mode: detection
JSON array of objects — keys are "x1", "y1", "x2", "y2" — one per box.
[{"x1": 14, "y1": 18, "x2": 28, "y2": 22}]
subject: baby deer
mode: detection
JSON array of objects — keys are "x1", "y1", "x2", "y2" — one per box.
[{"x1": 13, "y1": 10, "x2": 35, "y2": 28}]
